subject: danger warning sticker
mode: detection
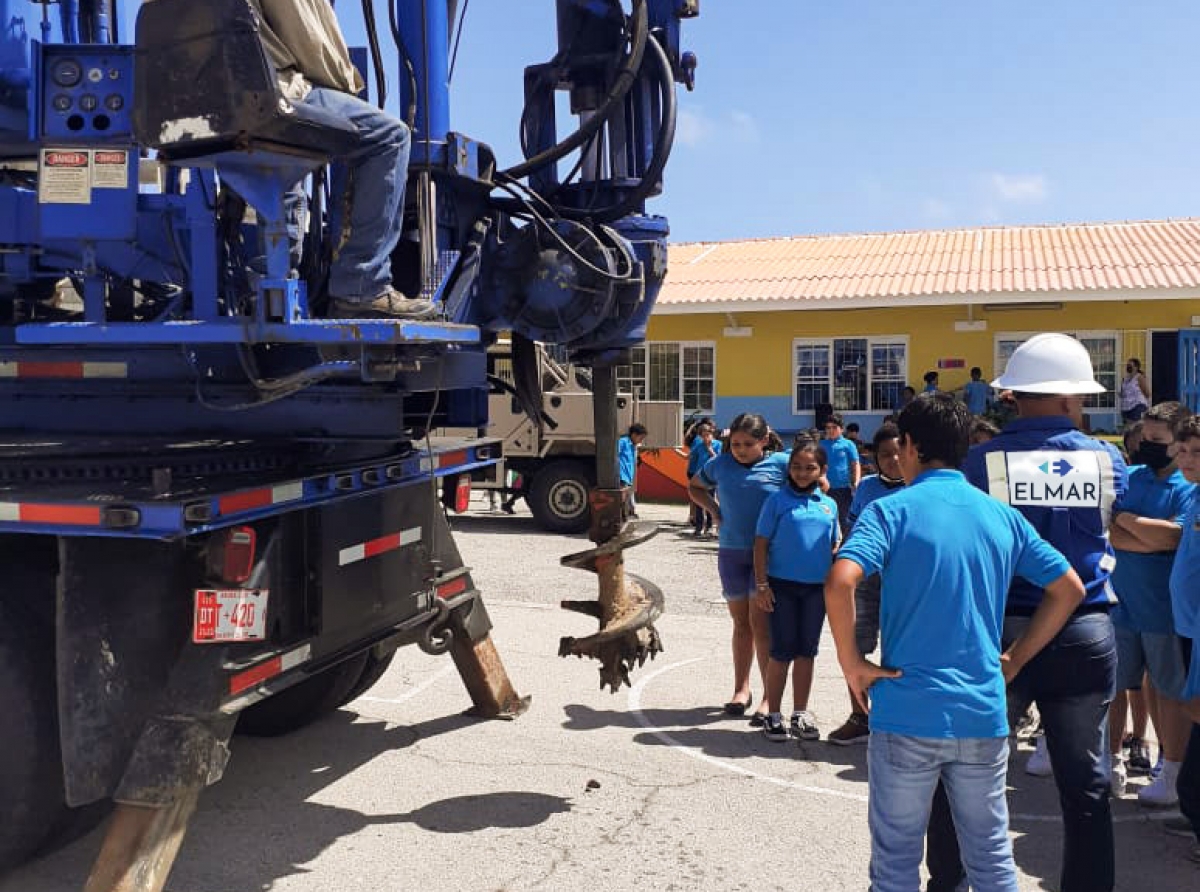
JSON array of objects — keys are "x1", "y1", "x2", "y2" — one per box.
[
  {"x1": 91, "y1": 149, "x2": 128, "y2": 188},
  {"x1": 39, "y1": 149, "x2": 91, "y2": 204}
]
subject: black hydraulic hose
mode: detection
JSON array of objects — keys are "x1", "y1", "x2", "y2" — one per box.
[
  {"x1": 361, "y1": 0, "x2": 388, "y2": 110},
  {"x1": 557, "y1": 31, "x2": 676, "y2": 223},
  {"x1": 387, "y1": 0, "x2": 420, "y2": 128},
  {"x1": 502, "y1": 0, "x2": 648, "y2": 181}
]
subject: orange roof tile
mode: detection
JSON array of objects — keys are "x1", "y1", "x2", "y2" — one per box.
[{"x1": 657, "y1": 219, "x2": 1200, "y2": 312}]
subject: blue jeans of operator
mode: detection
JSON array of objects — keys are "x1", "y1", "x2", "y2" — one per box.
[
  {"x1": 868, "y1": 732, "x2": 1017, "y2": 892},
  {"x1": 302, "y1": 86, "x2": 411, "y2": 301},
  {"x1": 1004, "y1": 612, "x2": 1116, "y2": 892}
]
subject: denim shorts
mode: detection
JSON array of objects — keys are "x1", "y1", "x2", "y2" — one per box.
[
  {"x1": 766, "y1": 577, "x2": 826, "y2": 661},
  {"x1": 717, "y1": 547, "x2": 756, "y2": 600},
  {"x1": 1114, "y1": 623, "x2": 1188, "y2": 699}
]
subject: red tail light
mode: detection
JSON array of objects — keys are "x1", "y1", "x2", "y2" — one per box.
[
  {"x1": 209, "y1": 526, "x2": 257, "y2": 584},
  {"x1": 454, "y1": 474, "x2": 471, "y2": 513}
]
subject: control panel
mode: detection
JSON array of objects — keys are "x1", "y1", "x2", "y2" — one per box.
[{"x1": 41, "y1": 45, "x2": 134, "y2": 141}]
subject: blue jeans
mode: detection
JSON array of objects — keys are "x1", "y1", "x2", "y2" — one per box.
[
  {"x1": 302, "y1": 87, "x2": 411, "y2": 301},
  {"x1": 1003, "y1": 612, "x2": 1116, "y2": 892},
  {"x1": 868, "y1": 732, "x2": 1017, "y2": 892}
]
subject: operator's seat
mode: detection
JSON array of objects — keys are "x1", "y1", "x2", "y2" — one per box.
[{"x1": 132, "y1": 0, "x2": 359, "y2": 163}]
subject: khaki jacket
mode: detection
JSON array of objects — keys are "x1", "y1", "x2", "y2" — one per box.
[{"x1": 246, "y1": 0, "x2": 365, "y2": 100}]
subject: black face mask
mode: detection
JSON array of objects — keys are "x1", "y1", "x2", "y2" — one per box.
[{"x1": 1133, "y1": 441, "x2": 1172, "y2": 471}]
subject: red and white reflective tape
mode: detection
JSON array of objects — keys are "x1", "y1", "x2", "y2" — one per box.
[
  {"x1": 338, "y1": 526, "x2": 421, "y2": 567},
  {"x1": 0, "y1": 501, "x2": 102, "y2": 526},
  {"x1": 0, "y1": 361, "x2": 127, "y2": 379},
  {"x1": 218, "y1": 482, "x2": 304, "y2": 515},
  {"x1": 227, "y1": 643, "x2": 312, "y2": 698},
  {"x1": 437, "y1": 449, "x2": 470, "y2": 469}
]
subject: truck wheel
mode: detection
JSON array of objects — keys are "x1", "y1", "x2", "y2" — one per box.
[
  {"x1": 0, "y1": 601, "x2": 66, "y2": 871},
  {"x1": 528, "y1": 461, "x2": 592, "y2": 533},
  {"x1": 338, "y1": 650, "x2": 397, "y2": 707},
  {"x1": 236, "y1": 652, "x2": 370, "y2": 737}
]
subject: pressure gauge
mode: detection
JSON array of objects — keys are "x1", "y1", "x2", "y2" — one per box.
[
  {"x1": 78, "y1": 94, "x2": 98, "y2": 112},
  {"x1": 51, "y1": 93, "x2": 72, "y2": 112},
  {"x1": 104, "y1": 93, "x2": 124, "y2": 112},
  {"x1": 51, "y1": 58, "x2": 83, "y2": 88}
]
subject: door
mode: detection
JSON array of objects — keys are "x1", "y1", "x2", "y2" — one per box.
[{"x1": 1151, "y1": 330, "x2": 1179, "y2": 403}]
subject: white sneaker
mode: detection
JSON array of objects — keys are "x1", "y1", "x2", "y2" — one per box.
[
  {"x1": 1025, "y1": 736, "x2": 1052, "y2": 777},
  {"x1": 1110, "y1": 755, "x2": 1127, "y2": 797},
  {"x1": 1138, "y1": 761, "x2": 1181, "y2": 807}
]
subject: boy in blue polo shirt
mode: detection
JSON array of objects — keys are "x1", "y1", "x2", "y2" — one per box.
[
  {"x1": 1167, "y1": 415, "x2": 1200, "y2": 854},
  {"x1": 1108, "y1": 401, "x2": 1197, "y2": 803},
  {"x1": 825, "y1": 393, "x2": 1085, "y2": 892},
  {"x1": 618, "y1": 423, "x2": 648, "y2": 519},
  {"x1": 822, "y1": 412, "x2": 860, "y2": 537},
  {"x1": 753, "y1": 441, "x2": 840, "y2": 742}
]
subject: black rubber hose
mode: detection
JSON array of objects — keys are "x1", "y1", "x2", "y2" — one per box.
[
  {"x1": 388, "y1": 0, "x2": 420, "y2": 128},
  {"x1": 556, "y1": 31, "x2": 676, "y2": 223},
  {"x1": 361, "y1": 0, "x2": 388, "y2": 110},
  {"x1": 502, "y1": 0, "x2": 647, "y2": 181}
]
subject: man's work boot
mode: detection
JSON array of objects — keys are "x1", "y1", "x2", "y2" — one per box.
[{"x1": 329, "y1": 287, "x2": 439, "y2": 320}]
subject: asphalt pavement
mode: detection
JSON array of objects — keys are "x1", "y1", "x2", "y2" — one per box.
[{"x1": 2, "y1": 497, "x2": 1195, "y2": 891}]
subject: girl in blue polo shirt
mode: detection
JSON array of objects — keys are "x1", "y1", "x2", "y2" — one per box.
[
  {"x1": 688, "y1": 413, "x2": 788, "y2": 723},
  {"x1": 752, "y1": 441, "x2": 841, "y2": 741}
]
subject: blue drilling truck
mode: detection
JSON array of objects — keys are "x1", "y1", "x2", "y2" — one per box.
[{"x1": 0, "y1": 1, "x2": 696, "y2": 886}]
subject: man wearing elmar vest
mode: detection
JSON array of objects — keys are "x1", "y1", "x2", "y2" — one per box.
[{"x1": 942, "y1": 333, "x2": 1127, "y2": 892}]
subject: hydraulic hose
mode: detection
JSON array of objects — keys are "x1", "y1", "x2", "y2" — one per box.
[
  {"x1": 502, "y1": 0, "x2": 648, "y2": 181},
  {"x1": 556, "y1": 30, "x2": 676, "y2": 223},
  {"x1": 361, "y1": 0, "x2": 388, "y2": 110}
]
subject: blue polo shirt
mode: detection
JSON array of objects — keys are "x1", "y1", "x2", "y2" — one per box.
[
  {"x1": 755, "y1": 485, "x2": 841, "y2": 583},
  {"x1": 686, "y1": 436, "x2": 722, "y2": 478},
  {"x1": 698, "y1": 450, "x2": 789, "y2": 549},
  {"x1": 839, "y1": 469, "x2": 1070, "y2": 738},
  {"x1": 964, "y1": 380, "x2": 992, "y2": 415},
  {"x1": 963, "y1": 416, "x2": 1127, "y2": 615},
  {"x1": 824, "y1": 435, "x2": 860, "y2": 489},
  {"x1": 847, "y1": 473, "x2": 905, "y2": 530},
  {"x1": 1112, "y1": 467, "x2": 1197, "y2": 634},
  {"x1": 1170, "y1": 505, "x2": 1200, "y2": 639},
  {"x1": 618, "y1": 436, "x2": 636, "y2": 486}
]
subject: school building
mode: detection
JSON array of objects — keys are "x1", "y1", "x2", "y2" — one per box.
[{"x1": 627, "y1": 218, "x2": 1200, "y2": 438}]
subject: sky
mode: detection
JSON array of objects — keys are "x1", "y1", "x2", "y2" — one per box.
[{"x1": 128, "y1": 1, "x2": 1200, "y2": 244}]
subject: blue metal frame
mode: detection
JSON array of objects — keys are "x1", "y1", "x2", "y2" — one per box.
[{"x1": 0, "y1": 0, "x2": 695, "y2": 531}]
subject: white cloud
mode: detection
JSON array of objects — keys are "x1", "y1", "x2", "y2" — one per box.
[
  {"x1": 987, "y1": 173, "x2": 1048, "y2": 204},
  {"x1": 728, "y1": 110, "x2": 760, "y2": 145},
  {"x1": 674, "y1": 108, "x2": 759, "y2": 147},
  {"x1": 676, "y1": 108, "x2": 713, "y2": 147},
  {"x1": 921, "y1": 197, "x2": 953, "y2": 221}
]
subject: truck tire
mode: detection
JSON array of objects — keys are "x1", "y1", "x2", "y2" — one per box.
[
  {"x1": 0, "y1": 601, "x2": 66, "y2": 872},
  {"x1": 236, "y1": 652, "x2": 370, "y2": 737},
  {"x1": 338, "y1": 650, "x2": 396, "y2": 707},
  {"x1": 528, "y1": 461, "x2": 593, "y2": 533}
]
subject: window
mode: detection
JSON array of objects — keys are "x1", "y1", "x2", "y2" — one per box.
[
  {"x1": 792, "y1": 337, "x2": 908, "y2": 413},
  {"x1": 617, "y1": 342, "x2": 715, "y2": 414},
  {"x1": 994, "y1": 331, "x2": 1117, "y2": 410}
]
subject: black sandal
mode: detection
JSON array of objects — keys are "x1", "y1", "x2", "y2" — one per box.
[
  {"x1": 748, "y1": 711, "x2": 769, "y2": 728},
  {"x1": 723, "y1": 692, "x2": 753, "y2": 716}
]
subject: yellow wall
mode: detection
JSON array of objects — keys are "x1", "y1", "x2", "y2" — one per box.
[{"x1": 647, "y1": 299, "x2": 1198, "y2": 396}]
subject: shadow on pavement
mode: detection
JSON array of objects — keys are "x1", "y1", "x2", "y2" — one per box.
[{"x1": 0, "y1": 707, "x2": 570, "y2": 892}]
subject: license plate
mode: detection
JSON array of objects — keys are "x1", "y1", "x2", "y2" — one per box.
[{"x1": 193, "y1": 588, "x2": 269, "y2": 643}]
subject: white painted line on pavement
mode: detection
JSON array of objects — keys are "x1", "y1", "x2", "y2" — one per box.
[
  {"x1": 355, "y1": 665, "x2": 455, "y2": 705},
  {"x1": 627, "y1": 657, "x2": 869, "y2": 804},
  {"x1": 627, "y1": 657, "x2": 1170, "y2": 825}
]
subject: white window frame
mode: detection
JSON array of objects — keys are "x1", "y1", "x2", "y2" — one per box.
[
  {"x1": 617, "y1": 341, "x2": 716, "y2": 414},
  {"x1": 993, "y1": 330, "x2": 1118, "y2": 410},
  {"x1": 791, "y1": 336, "x2": 909, "y2": 414}
]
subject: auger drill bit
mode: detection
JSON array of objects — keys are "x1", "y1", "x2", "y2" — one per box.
[{"x1": 558, "y1": 365, "x2": 664, "y2": 692}]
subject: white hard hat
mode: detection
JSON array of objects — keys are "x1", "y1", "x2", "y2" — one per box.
[{"x1": 991, "y1": 333, "x2": 1106, "y2": 395}]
